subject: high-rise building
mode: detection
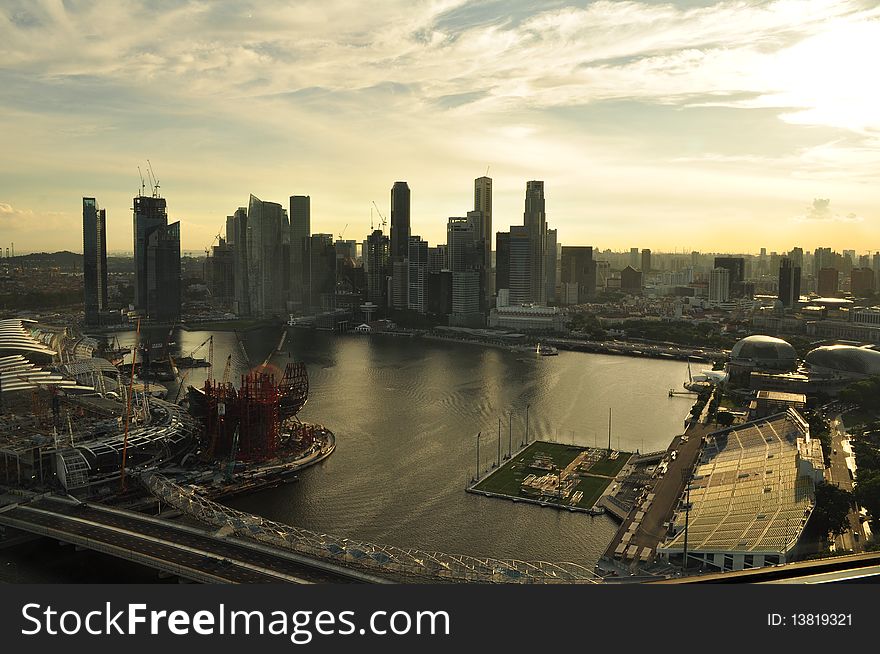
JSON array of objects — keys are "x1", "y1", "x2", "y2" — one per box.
[
  {"x1": 813, "y1": 247, "x2": 832, "y2": 278},
  {"x1": 289, "y1": 195, "x2": 311, "y2": 310},
  {"x1": 523, "y1": 181, "x2": 546, "y2": 305},
  {"x1": 817, "y1": 268, "x2": 839, "y2": 297},
  {"x1": 495, "y1": 232, "x2": 510, "y2": 295},
  {"x1": 474, "y1": 176, "x2": 493, "y2": 303},
  {"x1": 851, "y1": 268, "x2": 875, "y2": 297},
  {"x1": 426, "y1": 270, "x2": 453, "y2": 317},
  {"x1": 428, "y1": 245, "x2": 447, "y2": 273},
  {"x1": 545, "y1": 228, "x2": 558, "y2": 303},
  {"x1": 640, "y1": 248, "x2": 651, "y2": 276},
  {"x1": 133, "y1": 193, "x2": 168, "y2": 311},
  {"x1": 778, "y1": 257, "x2": 801, "y2": 308},
  {"x1": 229, "y1": 207, "x2": 249, "y2": 316},
  {"x1": 447, "y1": 216, "x2": 481, "y2": 316},
  {"x1": 390, "y1": 182, "x2": 410, "y2": 260},
  {"x1": 145, "y1": 221, "x2": 181, "y2": 321},
  {"x1": 709, "y1": 267, "x2": 730, "y2": 305},
  {"x1": 408, "y1": 236, "x2": 428, "y2": 313},
  {"x1": 390, "y1": 182, "x2": 411, "y2": 310},
  {"x1": 246, "y1": 194, "x2": 289, "y2": 317},
  {"x1": 713, "y1": 257, "x2": 744, "y2": 298},
  {"x1": 508, "y1": 226, "x2": 532, "y2": 305},
  {"x1": 560, "y1": 246, "x2": 596, "y2": 305},
  {"x1": 309, "y1": 233, "x2": 336, "y2": 310},
  {"x1": 207, "y1": 237, "x2": 235, "y2": 308},
  {"x1": 82, "y1": 197, "x2": 107, "y2": 325},
  {"x1": 873, "y1": 252, "x2": 880, "y2": 290},
  {"x1": 365, "y1": 229, "x2": 389, "y2": 308}
]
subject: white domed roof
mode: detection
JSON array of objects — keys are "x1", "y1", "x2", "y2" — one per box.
[{"x1": 730, "y1": 335, "x2": 797, "y2": 367}]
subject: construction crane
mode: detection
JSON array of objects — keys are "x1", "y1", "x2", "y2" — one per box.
[
  {"x1": 221, "y1": 354, "x2": 232, "y2": 385},
  {"x1": 225, "y1": 426, "x2": 240, "y2": 482},
  {"x1": 338, "y1": 223, "x2": 348, "y2": 241},
  {"x1": 371, "y1": 201, "x2": 387, "y2": 231},
  {"x1": 137, "y1": 166, "x2": 146, "y2": 196},
  {"x1": 146, "y1": 159, "x2": 160, "y2": 197}
]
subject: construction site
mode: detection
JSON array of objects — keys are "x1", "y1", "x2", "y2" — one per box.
[{"x1": 0, "y1": 318, "x2": 335, "y2": 501}]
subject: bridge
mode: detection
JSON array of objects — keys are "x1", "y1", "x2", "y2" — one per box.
[
  {"x1": 0, "y1": 494, "x2": 382, "y2": 584},
  {"x1": 1, "y1": 474, "x2": 604, "y2": 584}
]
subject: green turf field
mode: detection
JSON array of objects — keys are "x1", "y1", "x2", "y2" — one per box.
[{"x1": 472, "y1": 440, "x2": 632, "y2": 510}]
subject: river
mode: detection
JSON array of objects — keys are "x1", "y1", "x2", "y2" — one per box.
[{"x1": 119, "y1": 326, "x2": 692, "y2": 569}]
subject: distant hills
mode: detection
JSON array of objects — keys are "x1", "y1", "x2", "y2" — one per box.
[{"x1": 2, "y1": 251, "x2": 134, "y2": 272}]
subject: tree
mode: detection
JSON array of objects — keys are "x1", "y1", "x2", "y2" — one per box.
[
  {"x1": 811, "y1": 483, "x2": 854, "y2": 538},
  {"x1": 715, "y1": 411, "x2": 736, "y2": 427},
  {"x1": 854, "y1": 472, "x2": 880, "y2": 532}
]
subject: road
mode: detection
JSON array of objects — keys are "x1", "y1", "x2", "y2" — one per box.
[{"x1": 826, "y1": 413, "x2": 865, "y2": 553}]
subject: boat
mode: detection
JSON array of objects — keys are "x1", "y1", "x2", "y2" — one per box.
[
  {"x1": 588, "y1": 506, "x2": 606, "y2": 516},
  {"x1": 536, "y1": 343, "x2": 559, "y2": 356}
]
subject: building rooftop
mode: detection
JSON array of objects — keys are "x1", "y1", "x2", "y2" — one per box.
[{"x1": 660, "y1": 410, "x2": 818, "y2": 556}]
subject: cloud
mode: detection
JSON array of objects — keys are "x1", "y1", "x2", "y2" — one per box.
[{"x1": 794, "y1": 198, "x2": 863, "y2": 223}]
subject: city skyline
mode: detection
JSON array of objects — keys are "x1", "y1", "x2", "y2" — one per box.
[{"x1": 2, "y1": 0, "x2": 880, "y2": 252}]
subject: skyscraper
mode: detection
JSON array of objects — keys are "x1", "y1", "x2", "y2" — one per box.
[
  {"x1": 817, "y1": 267, "x2": 839, "y2": 297},
  {"x1": 474, "y1": 176, "x2": 493, "y2": 302},
  {"x1": 523, "y1": 181, "x2": 547, "y2": 305},
  {"x1": 133, "y1": 193, "x2": 168, "y2": 311},
  {"x1": 246, "y1": 194, "x2": 289, "y2": 317},
  {"x1": 778, "y1": 257, "x2": 801, "y2": 308},
  {"x1": 713, "y1": 256, "x2": 744, "y2": 297},
  {"x1": 230, "y1": 207, "x2": 249, "y2": 316},
  {"x1": 390, "y1": 182, "x2": 411, "y2": 309},
  {"x1": 560, "y1": 246, "x2": 596, "y2": 305},
  {"x1": 709, "y1": 267, "x2": 730, "y2": 305},
  {"x1": 366, "y1": 229, "x2": 389, "y2": 308},
  {"x1": 447, "y1": 216, "x2": 481, "y2": 316},
  {"x1": 289, "y1": 195, "x2": 311, "y2": 310},
  {"x1": 495, "y1": 232, "x2": 510, "y2": 295},
  {"x1": 408, "y1": 236, "x2": 428, "y2": 313},
  {"x1": 640, "y1": 248, "x2": 651, "y2": 275},
  {"x1": 390, "y1": 182, "x2": 411, "y2": 260},
  {"x1": 508, "y1": 226, "x2": 532, "y2": 305},
  {"x1": 629, "y1": 248, "x2": 640, "y2": 270},
  {"x1": 145, "y1": 221, "x2": 181, "y2": 321},
  {"x1": 82, "y1": 197, "x2": 107, "y2": 326},
  {"x1": 545, "y1": 228, "x2": 558, "y2": 303}
]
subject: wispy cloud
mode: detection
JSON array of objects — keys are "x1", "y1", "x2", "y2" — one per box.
[
  {"x1": 0, "y1": 1, "x2": 879, "y2": 252},
  {"x1": 793, "y1": 198, "x2": 863, "y2": 223}
]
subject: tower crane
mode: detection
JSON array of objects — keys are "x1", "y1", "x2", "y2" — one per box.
[{"x1": 371, "y1": 201, "x2": 387, "y2": 231}]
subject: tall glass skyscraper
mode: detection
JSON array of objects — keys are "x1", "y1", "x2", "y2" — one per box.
[
  {"x1": 82, "y1": 197, "x2": 107, "y2": 326},
  {"x1": 133, "y1": 194, "x2": 168, "y2": 311},
  {"x1": 289, "y1": 195, "x2": 311, "y2": 310},
  {"x1": 523, "y1": 181, "x2": 546, "y2": 304},
  {"x1": 145, "y1": 221, "x2": 181, "y2": 322}
]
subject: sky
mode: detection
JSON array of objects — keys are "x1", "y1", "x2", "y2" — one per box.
[{"x1": 1, "y1": 0, "x2": 880, "y2": 254}]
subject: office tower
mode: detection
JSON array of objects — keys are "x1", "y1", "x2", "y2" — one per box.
[
  {"x1": 508, "y1": 226, "x2": 532, "y2": 305},
  {"x1": 777, "y1": 257, "x2": 801, "y2": 308},
  {"x1": 545, "y1": 228, "x2": 558, "y2": 303},
  {"x1": 495, "y1": 232, "x2": 510, "y2": 295},
  {"x1": 813, "y1": 247, "x2": 831, "y2": 277},
  {"x1": 789, "y1": 247, "x2": 804, "y2": 271},
  {"x1": 145, "y1": 221, "x2": 181, "y2": 321},
  {"x1": 366, "y1": 229, "x2": 389, "y2": 308},
  {"x1": 408, "y1": 236, "x2": 428, "y2": 313},
  {"x1": 640, "y1": 248, "x2": 651, "y2": 275},
  {"x1": 246, "y1": 194, "x2": 289, "y2": 317},
  {"x1": 596, "y1": 260, "x2": 611, "y2": 291},
  {"x1": 229, "y1": 207, "x2": 249, "y2": 315},
  {"x1": 289, "y1": 195, "x2": 311, "y2": 309},
  {"x1": 629, "y1": 248, "x2": 640, "y2": 270},
  {"x1": 335, "y1": 240, "x2": 357, "y2": 261},
  {"x1": 859, "y1": 254, "x2": 870, "y2": 269},
  {"x1": 389, "y1": 182, "x2": 411, "y2": 310},
  {"x1": 621, "y1": 266, "x2": 642, "y2": 293},
  {"x1": 817, "y1": 268, "x2": 839, "y2": 297},
  {"x1": 207, "y1": 237, "x2": 235, "y2": 308},
  {"x1": 474, "y1": 176, "x2": 493, "y2": 303},
  {"x1": 390, "y1": 182, "x2": 410, "y2": 259},
  {"x1": 82, "y1": 197, "x2": 107, "y2": 326},
  {"x1": 133, "y1": 193, "x2": 168, "y2": 311},
  {"x1": 427, "y1": 270, "x2": 453, "y2": 316},
  {"x1": 447, "y1": 216, "x2": 481, "y2": 315},
  {"x1": 309, "y1": 233, "x2": 336, "y2": 310},
  {"x1": 713, "y1": 256, "x2": 744, "y2": 298},
  {"x1": 428, "y1": 245, "x2": 447, "y2": 274},
  {"x1": 709, "y1": 267, "x2": 730, "y2": 305},
  {"x1": 560, "y1": 246, "x2": 597, "y2": 305},
  {"x1": 851, "y1": 268, "x2": 875, "y2": 297},
  {"x1": 523, "y1": 181, "x2": 546, "y2": 304}
]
